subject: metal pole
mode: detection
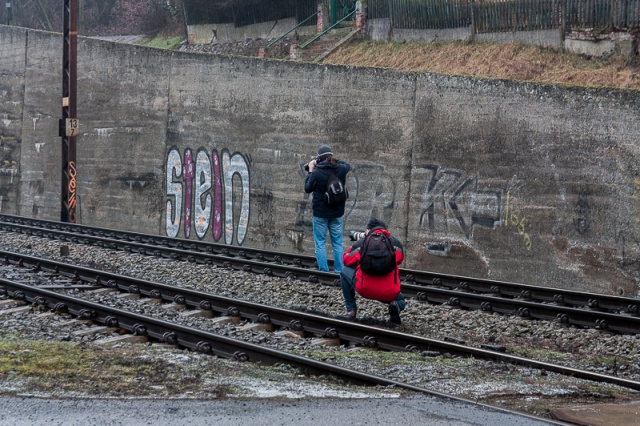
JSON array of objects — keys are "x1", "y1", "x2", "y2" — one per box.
[
  {"x1": 60, "y1": 0, "x2": 78, "y2": 223},
  {"x1": 6, "y1": 1, "x2": 12, "y2": 25}
]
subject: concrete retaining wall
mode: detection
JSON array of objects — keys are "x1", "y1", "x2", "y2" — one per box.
[
  {"x1": 366, "y1": 18, "x2": 635, "y2": 57},
  {"x1": 187, "y1": 19, "x2": 317, "y2": 45},
  {"x1": 1, "y1": 25, "x2": 639, "y2": 297}
]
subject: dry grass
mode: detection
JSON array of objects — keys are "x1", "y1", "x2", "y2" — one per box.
[{"x1": 325, "y1": 40, "x2": 640, "y2": 89}]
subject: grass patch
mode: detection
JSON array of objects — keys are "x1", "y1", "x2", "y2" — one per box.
[
  {"x1": 328, "y1": 40, "x2": 640, "y2": 89},
  {"x1": 141, "y1": 36, "x2": 183, "y2": 50},
  {"x1": 0, "y1": 337, "x2": 222, "y2": 396}
]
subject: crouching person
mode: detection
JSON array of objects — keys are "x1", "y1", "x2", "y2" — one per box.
[{"x1": 340, "y1": 217, "x2": 406, "y2": 325}]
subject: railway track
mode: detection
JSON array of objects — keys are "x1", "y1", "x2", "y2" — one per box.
[
  {"x1": 2, "y1": 215, "x2": 640, "y2": 421},
  {"x1": 1, "y1": 214, "x2": 638, "y2": 334},
  {"x1": 0, "y1": 259, "x2": 573, "y2": 426},
  {"x1": 1, "y1": 248, "x2": 639, "y2": 394}
]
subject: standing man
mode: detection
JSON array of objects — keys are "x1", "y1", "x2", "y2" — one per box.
[
  {"x1": 340, "y1": 218, "x2": 406, "y2": 324},
  {"x1": 304, "y1": 144, "x2": 351, "y2": 273}
]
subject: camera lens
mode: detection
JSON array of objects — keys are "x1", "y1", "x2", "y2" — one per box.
[{"x1": 349, "y1": 231, "x2": 365, "y2": 241}]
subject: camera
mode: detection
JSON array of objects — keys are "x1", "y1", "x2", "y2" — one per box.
[
  {"x1": 304, "y1": 156, "x2": 320, "y2": 172},
  {"x1": 349, "y1": 230, "x2": 366, "y2": 241}
]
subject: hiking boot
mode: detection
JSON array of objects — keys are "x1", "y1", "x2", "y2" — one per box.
[
  {"x1": 346, "y1": 310, "x2": 357, "y2": 319},
  {"x1": 388, "y1": 301, "x2": 401, "y2": 325}
]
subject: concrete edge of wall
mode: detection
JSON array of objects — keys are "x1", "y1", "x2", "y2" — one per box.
[
  {"x1": 187, "y1": 19, "x2": 317, "y2": 45},
  {"x1": 366, "y1": 18, "x2": 636, "y2": 57}
]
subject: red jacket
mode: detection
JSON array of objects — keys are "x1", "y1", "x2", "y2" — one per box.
[{"x1": 342, "y1": 228, "x2": 404, "y2": 302}]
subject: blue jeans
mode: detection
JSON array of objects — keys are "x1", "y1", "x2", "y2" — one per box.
[
  {"x1": 340, "y1": 266, "x2": 406, "y2": 313},
  {"x1": 312, "y1": 216, "x2": 344, "y2": 273}
]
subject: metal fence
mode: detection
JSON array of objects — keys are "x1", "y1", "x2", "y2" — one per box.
[
  {"x1": 182, "y1": 0, "x2": 640, "y2": 33},
  {"x1": 183, "y1": 0, "x2": 316, "y2": 27},
  {"x1": 368, "y1": 0, "x2": 640, "y2": 32}
]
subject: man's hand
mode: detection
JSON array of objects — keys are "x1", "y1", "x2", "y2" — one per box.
[{"x1": 307, "y1": 159, "x2": 317, "y2": 172}]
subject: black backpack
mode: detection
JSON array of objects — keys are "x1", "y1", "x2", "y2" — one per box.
[
  {"x1": 318, "y1": 168, "x2": 348, "y2": 206},
  {"x1": 360, "y1": 232, "x2": 396, "y2": 276}
]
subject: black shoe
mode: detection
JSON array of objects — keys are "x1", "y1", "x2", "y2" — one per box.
[{"x1": 388, "y1": 301, "x2": 401, "y2": 325}]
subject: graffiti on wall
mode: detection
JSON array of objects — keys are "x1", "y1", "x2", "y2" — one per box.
[
  {"x1": 418, "y1": 164, "x2": 533, "y2": 250},
  {"x1": 165, "y1": 147, "x2": 250, "y2": 245},
  {"x1": 0, "y1": 135, "x2": 19, "y2": 183},
  {"x1": 418, "y1": 165, "x2": 501, "y2": 237},
  {"x1": 504, "y1": 191, "x2": 532, "y2": 250},
  {"x1": 615, "y1": 176, "x2": 640, "y2": 273}
]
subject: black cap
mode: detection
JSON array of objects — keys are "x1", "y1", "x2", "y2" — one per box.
[
  {"x1": 367, "y1": 218, "x2": 386, "y2": 230},
  {"x1": 316, "y1": 144, "x2": 333, "y2": 162}
]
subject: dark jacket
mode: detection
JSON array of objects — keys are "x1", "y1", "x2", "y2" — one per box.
[
  {"x1": 342, "y1": 227, "x2": 404, "y2": 302},
  {"x1": 304, "y1": 160, "x2": 351, "y2": 218}
]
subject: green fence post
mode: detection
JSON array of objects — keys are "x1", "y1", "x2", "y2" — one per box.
[{"x1": 331, "y1": 0, "x2": 337, "y2": 25}]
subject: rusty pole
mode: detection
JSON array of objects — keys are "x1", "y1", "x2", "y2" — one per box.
[{"x1": 60, "y1": 0, "x2": 78, "y2": 223}]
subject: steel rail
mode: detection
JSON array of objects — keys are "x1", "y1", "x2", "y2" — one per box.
[
  {"x1": 2, "y1": 214, "x2": 638, "y2": 316},
  {"x1": 1, "y1": 254, "x2": 640, "y2": 392},
  {"x1": 1, "y1": 215, "x2": 639, "y2": 334}
]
